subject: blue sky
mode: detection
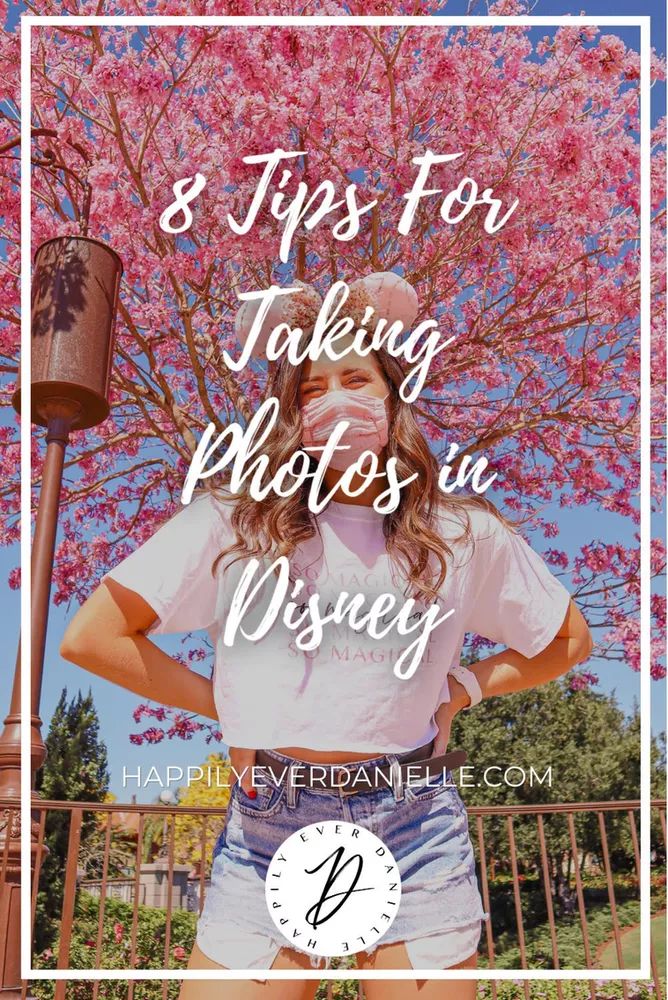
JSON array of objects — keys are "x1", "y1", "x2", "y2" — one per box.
[
  {"x1": 2, "y1": 2, "x2": 665, "y2": 802},
  {"x1": 5, "y1": 0, "x2": 667, "y2": 51}
]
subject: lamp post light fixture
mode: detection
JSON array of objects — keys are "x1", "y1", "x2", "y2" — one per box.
[{"x1": 0, "y1": 234, "x2": 123, "y2": 995}]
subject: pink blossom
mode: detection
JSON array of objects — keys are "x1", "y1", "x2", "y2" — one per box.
[
  {"x1": 569, "y1": 671, "x2": 599, "y2": 692},
  {"x1": 91, "y1": 53, "x2": 126, "y2": 93},
  {"x1": 552, "y1": 127, "x2": 587, "y2": 181},
  {"x1": 0, "y1": 13, "x2": 661, "y2": 743}
]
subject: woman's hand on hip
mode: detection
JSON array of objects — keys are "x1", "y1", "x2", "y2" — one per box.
[
  {"x1": 433, "y1": 676, "x2": 471, "y2": 754},
  {"x1": 229, "y1": 747, "x2": 257, "y2": 796}
]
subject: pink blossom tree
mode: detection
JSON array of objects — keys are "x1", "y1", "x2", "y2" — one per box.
[{"x1": 1, "y1": 1, "x2": 665, "y2": 745}]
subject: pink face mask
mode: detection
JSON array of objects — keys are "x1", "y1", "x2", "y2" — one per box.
[{"x1": 301, "y1": 388, "x2": 390, "y2": 471}]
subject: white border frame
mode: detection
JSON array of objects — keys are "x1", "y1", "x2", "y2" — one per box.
[{"x1": 20, "y1": 13, "x2": 652, "y2": 983}]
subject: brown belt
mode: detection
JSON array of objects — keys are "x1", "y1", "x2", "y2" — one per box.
[{"x1": 254, "y1": 743, "x2": 468, "y2": 794}]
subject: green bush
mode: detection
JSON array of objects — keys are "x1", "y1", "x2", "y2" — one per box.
[
  {"x1": 482, "y1": 875, "x2": 642, "y2": 946},
  {"x1": 480, "y1": 875, "x2": 666, "y2": 970},
  {"x1": 29, "y1": 887, "x2": 665, "y2": 999},
  {"x1": 31, "y1": 891, "x2": 360, "y2": 1000},
  {"x1": 475, "y1": 985, "x2": 664, "y2": 1000},
  {"x1": 32, "y1": 891, "x2": 197, "y2": 1000},
  {"x1": 481, "y1": 900, "x2": 647, "y2": 970}
]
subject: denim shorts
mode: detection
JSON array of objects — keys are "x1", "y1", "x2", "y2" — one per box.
[{"x1": 196, "y1": 744, "x2": 489, "y2": 976}]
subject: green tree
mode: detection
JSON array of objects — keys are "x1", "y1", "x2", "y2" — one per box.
[
  {"x1": 450, "y1": 675, "x2": 663, "y2": 905},
  {"x1": 173, "y1": 752, "x2": 231, "y2": 866},
  {"x1": 34, "y1": 688, "x2": 110, "y2": 953}
]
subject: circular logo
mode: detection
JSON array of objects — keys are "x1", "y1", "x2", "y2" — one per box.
[{"x1": 265, "y1": 820, "x2": 402, "y2": 958}]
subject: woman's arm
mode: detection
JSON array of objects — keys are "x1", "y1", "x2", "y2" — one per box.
[
  {"x1": 454, "y1": 597, "x2": 592, "y2": 705},
  {"x1": 59, "y1": 578, "x2": 218, "y2": 721},
  {"x1": 433, "y1": 597, "x2": 592, "y2": 751}
]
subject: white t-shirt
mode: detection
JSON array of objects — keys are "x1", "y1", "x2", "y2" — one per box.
[{"x1": 101, "y1": 491, "x2": 571, "y2": 752}]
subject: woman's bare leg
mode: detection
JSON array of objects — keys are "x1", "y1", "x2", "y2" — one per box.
[
  {"x1": 358, "y1": 942, "x2": 478, "y2": 1000},
  {"x1": 178, "y1": 941, "x2": 321, "y2": 1000}
]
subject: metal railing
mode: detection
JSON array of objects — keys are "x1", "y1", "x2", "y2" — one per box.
[{"x1": 4, "y1": 796, "x2": 665, "y2": 1000}]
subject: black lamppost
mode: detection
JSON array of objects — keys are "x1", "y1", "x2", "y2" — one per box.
[{"x1": 0, "y1": 129, "x2": 123, "y2": 994}]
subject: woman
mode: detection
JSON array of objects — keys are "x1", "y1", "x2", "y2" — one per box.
[{"x1": 60, "y1": 310, "x2": 593, "y2": 1000}]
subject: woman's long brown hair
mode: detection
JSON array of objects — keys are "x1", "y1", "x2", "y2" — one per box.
[{"x1": 208, "y1": 340, "x2": 516, "y2": 602}]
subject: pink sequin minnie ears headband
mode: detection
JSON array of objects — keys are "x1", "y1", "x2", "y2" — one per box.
[{"x1": 234, "y1": 271, "x2": 419, "y2": 361}]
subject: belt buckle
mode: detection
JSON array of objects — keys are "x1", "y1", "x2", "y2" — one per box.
[
  {"x1": 333, "y1": 766, "x2": 349, "y2": 790},
  {"x1": 333, "y1": 765, "x2": 352, "y2": 792}
]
